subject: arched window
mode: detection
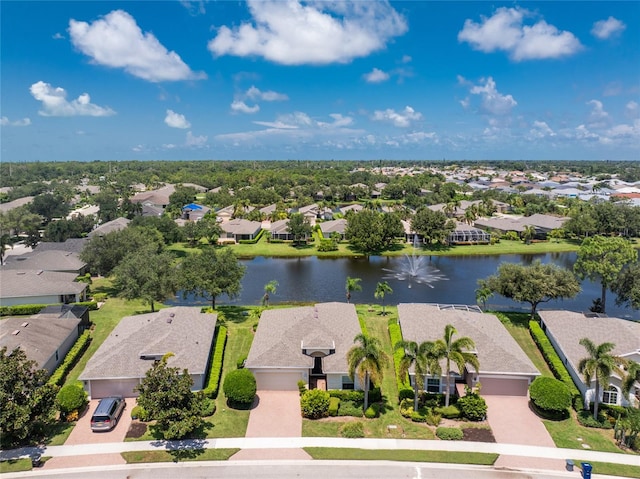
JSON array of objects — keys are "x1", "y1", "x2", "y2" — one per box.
[{"x1": 602, "y1": 386, "x2": 618, "y2": 405}]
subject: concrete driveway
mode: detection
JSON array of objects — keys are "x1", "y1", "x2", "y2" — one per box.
[{"x1": 484, "y1": 395, "x2": 564, "y2": 471}]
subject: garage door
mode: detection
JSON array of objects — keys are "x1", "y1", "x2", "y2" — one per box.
[
  {"x1": 90, "y1": 379, "x2": 140, "y2": 399},
  {"x1": 480, "y1": 377, "x2": 530, "y2": 396},
  {"x1": 253, "y1": 371, "x2": 304, "y2": 391}
]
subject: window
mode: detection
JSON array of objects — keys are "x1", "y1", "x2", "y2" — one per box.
[
  {"x1": 602, "y1": 386, "x2": 618, "y2": 405},
  {"x1": 426, "y1": 378, "x2": 440, "y2": 393},
  {"x1": 342, "y1": 376, "x2": 354, "y2": 390}
]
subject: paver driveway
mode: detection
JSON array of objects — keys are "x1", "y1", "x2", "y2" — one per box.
[{"x1": 484, "y1": 395, "x2": 564, "y2": 471}]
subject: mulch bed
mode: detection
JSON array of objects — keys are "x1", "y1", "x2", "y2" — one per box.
[
  {"x1": 462, "y1": 427, "x2": 496, "y2": 442},
  {"x1": 125, "y1": 421, "x2": 148, "y2": 439}
]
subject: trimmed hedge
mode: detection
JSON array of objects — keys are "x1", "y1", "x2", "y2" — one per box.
[
  {"x1": 57, "y1": 384, "x2": 87, "y2": 414},
  {"x1": 0, "y1": 301, "x2": 98, "y2": 316},
  {"x1": 48, "y1": 330, "x2": 91, "y2": 386},
  {"x1": 388, "y1": 321, "x2": 412, "y2": 399},
  {"x1": 529, "y1": 321, "x2": 581, "y2": 406},
  {"x1": 364, "y1": 404, "x2": 379, "y2": 419},
  {"x1": 435, "y1": 405, "x2": 462, "y2": 419},
  {"x1": 529, "y1": 376, "x2": 571, "y2": 419},
  {"x1": 238, "y1": 229, "x2": 266, "y2": 244},
  {"x1": 436, "y1": 427, "x2": 463, "y2": 440},
  {"x1": 328, "y1": 397, "x2": 340, "y2": 416},
  {"x1": 301, "y1": 389, "x2": 330, "y2": 419},
  {"x1": 336, "y1": 400, "x2": 363, "y2": 417},
  {"x1": 203, "y1": 325, "x2": 227, "y2": 398},
  {"x1": 223, "y1": 368, "x2": 257, "y2": 406}
]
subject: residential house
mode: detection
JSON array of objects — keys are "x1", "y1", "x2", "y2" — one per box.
[
  {"x1": 33, "y1": 303, "x2": 90, "y2": 332},
  {"x1": 130, "y1": 184, "x2": 176, "y2": 209},
  {"x1": 0, "y1": 315, "x2": 82, "y2": 375},
  {"x1": 182, "y1": 203, "x2": 211, "y2": 221},
  {"x1": 339, "y1": 204, "x2": 363, "y2": 215},
  {"x1": 448, "y1": 222, "x2": 491, "y2": 245},
  {"x1": 33, "y1": 238, "x2": 88, "y2": 255},
  {"x1": 319, "y1": 219, "x2": 348, "y2": 239},
  {"x1": 2, "y1": 250, "x2": 87, "y2": 275},
  {"x1": 0, "y1": 270, "x2": 87, "y2": 307},
  {"x1": 79, "y1": 307, "x2": 217, "y2": 398},
  {"x1": 398, "y1": 303, "x2": 540, "y2": 396},
  {"x1": 0, "y1": 196, "x2": 34, "y2": 214},
  {"x1": 219, "y1": 219, "x2": 262, "y2": 243},
  {"x1": 246, "y1": 302, "x2": 363, "y2": 391},
  {"x1": 538, "y1": 310, "x2": 640, "y2": 407},
  {"x1": 270, "y1": 219, "x2": 294, "y2": 241},
  {"x1": 87, "y1": 217, "x2": 131, "y2": 238}
]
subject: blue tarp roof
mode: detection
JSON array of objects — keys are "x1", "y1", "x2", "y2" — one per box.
[{"x1": 183, "y1": 203, "x2": 203, "y2": 210}]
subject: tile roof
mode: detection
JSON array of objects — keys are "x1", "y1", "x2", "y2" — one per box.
[
  {"x1": 80, "y1": 307, "x2": 217, "y2": 381},
  {"x1": 246, "y1": 302, "x2": 362, "y2": 374},
  {"x1": 398, "y1": 303, "x2": 539, "y2": 376}
]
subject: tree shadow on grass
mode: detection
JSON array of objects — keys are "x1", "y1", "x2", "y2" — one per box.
[
  {"x1": 150, "y1": 438, "x2": 208, "y2": 462},
  {"x1": 217, "y1": 305, "x2": 252, "y2": 324}
]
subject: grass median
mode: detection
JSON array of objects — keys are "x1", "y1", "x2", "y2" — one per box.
[{"x1": 304, "y1": 447, "x2": 498, "y2": 465}]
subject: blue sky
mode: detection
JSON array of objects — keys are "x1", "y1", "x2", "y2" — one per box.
[{"x1": 1, "y1": 1, "x2": 639, "y2": 162}]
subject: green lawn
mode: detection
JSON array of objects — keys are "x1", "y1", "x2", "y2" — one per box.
[
  {"x1": 304, "y1": 447, "x2": 498, "y2": 465},
  {"x1": 121, "y1": 448, "x2": 239, "y2": 463},
  {"x1": 169, "y1": 235, "x2": 583, "y2": 259},
  {"x1": 569, "y1": 460, "x2": 640, "y2": 478},
  {"x1": 0, "y1": 458, "x2": 32, "y2": 473},
  {"x1": 494, "y1": 312, "x2": 553, "y2": 378},
  {"x1": 542, "y1": 416, "x2": 621, "y2": 453}
]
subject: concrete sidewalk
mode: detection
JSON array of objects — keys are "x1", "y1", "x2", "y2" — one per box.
[{"x1": 2, "y1": 437, "x2": 638, "y2": 467}]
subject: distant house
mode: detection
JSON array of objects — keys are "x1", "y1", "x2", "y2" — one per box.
[
  {"x1": 474, "y1": 213, "x2": 568, "y2": 239},
  {"x1": 79, "y1": 307, "x2": 217, "y2": 398},
  {"x1": 319, "y1": 219, "x2": 347, "y2": 239},
  {"x1": 182, "y1": 203, "x2": 211, "y2": 221},
  {"x1": 0, "y1": 196, "x2": 34, "y2": 214},
  {"x1": 270, "y1": 219, "x2": 294, "y2": 241},
  {"x1": 215, "y1": 205, "x2": 235, "y2": 222},
  {"x1": 447, "y1": 222, "x2": 491, "y2": 245},
  {"x1": 130, "y1": 184, "x2": 176, "y2": 209},
  {"x1": 2, "y1": 250, "x2": 87, "y2": 275},
  {"x1": 87, "y1": 217, "x2": 131, "y2": 238},
  {"x1": 339, "y1": 204, "x2": 363, "y2": 215},
  {"x1": 141, "y1": 204, "x2": 164, "y2": 217},
  {"x1": 0, "y1": 270, "x2": 87, "y2": 307},
  {"x1": 538, "y1": 310, "x2": 640, "y2": 408},
  {"x1": 33, "y1": 238, "x2": 88, "y2": 255},
  {"x1": 0, "y1": 314, "x2": 82, "y2": 375},
  {"x1": 33, "y1": 304, "x2": 90, "y2": 332},
  {"x1": 246, "y1": 303, "x2": 363, "y2": 391},
  {"x1": 219, "y1": 219, "x2": 262, "y2": 243},
  {"x1": 398, "y1": 303, "x2": 540, "y2": 396}
]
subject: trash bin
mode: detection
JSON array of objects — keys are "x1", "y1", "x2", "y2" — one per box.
[
  {"x1": 565, "y1": 459, "x2": 574, "y2": 471},
  {"x1": 581, "y1": 462, "x2": 592, "y2": 479}
]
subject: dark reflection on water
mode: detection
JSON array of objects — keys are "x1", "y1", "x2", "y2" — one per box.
[{"x1": 166, "y1": 252, "x2": 639, "y2": 320}]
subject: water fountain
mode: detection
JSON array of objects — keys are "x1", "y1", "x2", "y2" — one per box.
[{"x1": 382, "y1": 235, "x2": 448, "y2": 288}]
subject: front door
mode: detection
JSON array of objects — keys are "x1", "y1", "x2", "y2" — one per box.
[{"x1": 311, "y1": 356, "x2": 323, "y2": 375}]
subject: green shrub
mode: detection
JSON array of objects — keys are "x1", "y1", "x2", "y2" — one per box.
[
  {"x1": 300, "y1": 389, "x2": 330, "y2": 419},
  {"x1": 223, "y1": 368, "x2": 257, "y2": 407},
  {"x1": 298, "y1": 380, "x2": 307, "y2": 396},
  {"x1": 92, "y1": 292, "x2": 108, "y2": 302},
  {"x1": 317, "y1": 239, "x2": 338, "y2": 252},
  {"x1": 399, "y1": 398, "x2": 414, "y2": 418},
  {"x1": 410, "y1": 411, "x2": 428, "y2": 422},
  {"x1": 340, "y1": 421, "x2": 364, "y2": 438},
  {"x1": 202, "y1": 325, "x2": 227, "y2": 398},
  {"x1": 435, "y1": 405, "x2": 462, "y2": 419},
  {"x1": 426, "y1": 410, "x2": 442, "y2": 426},
  {"x1": 57, "y1": 384, "x2": 87, "y2": 414},
  {"x1": 398, "y1": 387, "x2": 415, "y2": 402},
  {"x1": 337, "y1": 400, "x2": 363, "y2": 417},
  {"x1": 364, "y1": 404, "x2": 379, "y2": 419},
  {"x1": 131, "y1": 405, "x2": 149, "y2": 421},
  {"x1": 529, "y1": 321, "x2": 581, "y2": 407},
  {"x1": 328, "y1": 390, "x2": 364, "y2": 403},
  {"x1": 529, "y1": 376, "x2": 571, "y2": 418},
  {"x1": 436, "y1": 427, "x2": 463, "y2": 440},
  {"x1": 368, "y1": 387, "x2": 382, "y2": 403},
  {"x1": 236, "y1": 355, "x2": 246, "y2": 369},
  {"x1": 328, "y1": 397, "x2": 340, "y2": 416},
  {"x1": 457, "y1": 393, "x2": 487, "y2": 421},
  {"x1": 200, "y1": 397, "x2": 216, "y2": 417},
  {"x1": 73, "y1": 301, "x2": 98, "y2": 311},
  {"x1": 577, "y1": 410, "x2": 613, "y2": 429},
  {"x1": 422, "y1": 392, "x2": 446, "y2": 408},
  {"x1": 238, "y1": 229, "x2": 265, "y2": 244},
  {"x1": 48, "y1": 330, "x2": 91, "y2": 386},
  {"x1": 0, "y1": 304, "x2": 47, "y2": 316}
]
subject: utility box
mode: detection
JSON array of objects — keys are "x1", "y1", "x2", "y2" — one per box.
[{"x1": 581, "y1": 462, "x2": 592, "y2": 479}]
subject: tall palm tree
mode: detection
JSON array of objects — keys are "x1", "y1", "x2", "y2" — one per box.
[
  {"x1": 345, "y1": 276, "x2": 362, "y2": 303},
  {"x1": 433, "y1": 324, "x2": 480, "y2": 407},
  {"x1": 578, "y1": 338, "x2": 625, "y2": 420},
  {"x1": 395, "y1": 340, "x2": 441, "y2": 411},
  {"x1": 622, "y1": 361, "x2": 640, "y2": 408},
  {"x1": 475, "y1": 279, "x2": 493, "y2": 311},
  {"x1": 374, "y1": 281, "x2": 393, "y2": 315},
  {"x1": 262, "y1": 280, "x2": 278, "y2": 307},
  {"x1": 522, "y1": 225, "x2": 536, "y2": 244},
  {"x1": 347, "y1": 334, "x2": 388, "y2": 411}
]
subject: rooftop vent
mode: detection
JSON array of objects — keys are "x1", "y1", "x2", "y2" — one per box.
[
  {"x1": 140, "y1": 353, "x2": 164, "y2": 360},
  {"x1": 12, "y1": 330, "x2": 20, "y2": 336},
  {"x1": 21, "y1": 322, "x2": 29, "y2": 328}
]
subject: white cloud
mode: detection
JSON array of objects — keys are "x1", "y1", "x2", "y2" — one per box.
[
  {"x1": 529, "y1": 120, "x2": 556, "y2": 139},
  {"x1": 591, "y1": 17, "x2": 626, "y2": 40},
  {"x1": 208, "y1": 0, "x2": 407, "y2": 65},
  {"x1": 467, "y1": 77, "x2": 517, "y2": 115},
  {"x1": 30, "y1": 81, "x2": 115, "y2": 117},
  {"x1": 575, "y1": 124, "x2": 599, "y2": 140},
  {"x1": 180, "y1": 1, "x2": 206, "y2": 16},
  {"x1": 186, "y1": 131, "x2": 208, "y2": 147},
  {"x1": 52, "y1": 32, "x2": 64, "y2": 40},
  {"x1": 245, "y1": 86, "x2": 288, "y2": 102},
  {"x1": 164, "y1": 109, "x2": 191, "y2": 129},
  {"x1": 231, "y1": 100, "x2": 260, "y2": 114},
  {"x1": 605, "y1": 120, "x2": 640, "y2": 139},
  {"x1": 326, "y1": 113, "x2": 353, "y2": 127},
  {"x1": 69, "y1": 10, "x2": 206, "y2": 82},
  {"x1": 364, "y1": 68, "x2": 390, "y2": 83},
  {"x1": 626, "y1": 101, "x2": 639, "y2": 118},
  {"x1": 458, "y1": 7, "x2": 581, "y2": 61},
  {"x1": 0, "y1": 116, "x2": 31, "y2": 127},
  {"x1": 586, "y1": 99, "x2": 610, "y2": 128},
  {"x1": 400, "y1": 55, "x2": 412, "y2": 63},
  {"x1": 372, "y1": 106, "x2": 422, "y2": 127}
]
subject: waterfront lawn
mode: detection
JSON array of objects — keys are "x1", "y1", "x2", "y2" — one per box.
[
  {"x1": 121, "y1": 448, "x2": 239, "y2": 464},
  {"x1": 304, "y1": 448, "x2": 498, "y2": 465},
  {"x1": 494, "y1": 312, "x2": 553, "y2": 377}
]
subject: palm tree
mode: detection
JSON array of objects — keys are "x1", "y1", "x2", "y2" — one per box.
[
  {"x1": 395, "y1": 340, "x2": 441, "y2": 411},
  {"x1": 622, "y1": 361, "x2": 640, "y2": 408},
  {"x1": 578, "y1": 338, "x2": 625, "y2": 420},
  {"x1": 433, "y1": 324, "x2": 480, "y2": 407},
  {"x1": 374, "y1": 281, "x2": 393, "y2": 315},
  {"x1": 262, "y1": 280, "x2": 278, "y2": 307},
  {"x1": 475, "y1": 279, "x2": 493, "y2": 311},
  {"x1": 347, "y1": 334, "x2": 388, "y2": 411},
  {"x1": 522, "y1": 225, "x2": 536, "y2": 245},
  {"x1": 345, "y1": 276, "x2": 362, "y2": 303}
]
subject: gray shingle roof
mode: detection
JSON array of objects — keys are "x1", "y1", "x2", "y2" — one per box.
[
  {"x1": 220, "y1": 219, "x2": 262, "y2": 235},
  {"x1": 34, "y1": 238, "x2": 89, "y2": 254},
  {"x1": 0, "y1": 316, "x2": 80, "y2": 369},
  {"x1": 246, "y1": 302, "x2": 361, "y2": 374},
  {"x1": 538, "y1": 310, "x2": 640, "y2": 375},
  {"x1": 3, "y1": 250, "x2": 86, "y2": 273},
  {"x1": 0, "y1": 270, "x2": 86, "y2": 299},
  {"x1": 398, "y1": 303, "x2": 539, "y2": 376},
  {"x1": 319, "y1": 219, "x2": 347, "y2": 235},
  {"x1": 88, "y1": 217, "x2": 131, "y2": 237},
  {"x1": 80, "y1": 307, "x2": 216, "y2": 381}
]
